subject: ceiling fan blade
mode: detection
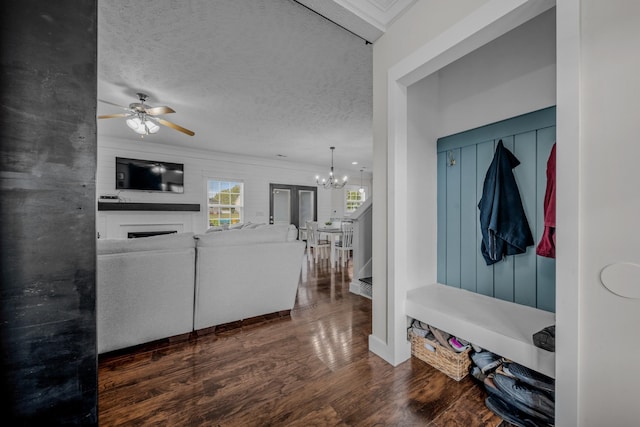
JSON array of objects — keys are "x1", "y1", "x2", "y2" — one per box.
[
  {"x1": 144, "y1": 106, "x2": 175, "y2": 115},
  {"x1": 155, "y1": 118, "x2": 195, "y2": 136},
  {"x1": 98, "y1": 113, "x2": 131, "y2": 119},
  {"x1": 98, "y1": 99, "x2": 131, "y2": 110}
]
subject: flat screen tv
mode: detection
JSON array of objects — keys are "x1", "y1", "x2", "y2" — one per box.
[{"x1": 115, "y1": 157, "x2": 184, "y2": 193}]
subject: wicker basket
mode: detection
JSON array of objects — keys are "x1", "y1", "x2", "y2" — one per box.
[{"x1": 410, "y1": 331, "x2": 472, "y2": 381}]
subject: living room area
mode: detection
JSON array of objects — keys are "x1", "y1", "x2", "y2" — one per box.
[
  {"x1": 94, "y1": 0, "x2": 376, "y2": 356},
  {"x1": 93, "y1": 0, "x2": 379, "y2": 363}
]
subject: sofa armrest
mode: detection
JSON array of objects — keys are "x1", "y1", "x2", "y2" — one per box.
[{"x1": 97, "y1": 248, "x2": 196, "y2": 353}]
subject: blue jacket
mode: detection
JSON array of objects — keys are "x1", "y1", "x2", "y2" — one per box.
[{"x1": 478, "y1": 140, "x2": 534, "y2": 265}]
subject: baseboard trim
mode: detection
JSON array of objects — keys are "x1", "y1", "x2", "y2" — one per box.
[{"x1": 368, "y1": 334, "x2": 394, "y2": 365}]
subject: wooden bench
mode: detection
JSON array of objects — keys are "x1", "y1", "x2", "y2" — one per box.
[{"x1": 406, "y1": 284, "x2": 555, "y2": 378}]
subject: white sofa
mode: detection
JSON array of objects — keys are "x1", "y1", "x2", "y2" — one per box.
[
  {"x1": 194, "y1": 224, "x2": 305, "y2": 329},
  {"x1": 96, "y1": 224, "x2": 305, "y2": 354}
]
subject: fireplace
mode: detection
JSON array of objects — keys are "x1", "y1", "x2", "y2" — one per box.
[
  {"x1": 97, "y1": 211, "x2": 195, "y2": 239},
  {"x1": 127, "y1": 230, "x2": 177, "y2": 239}
]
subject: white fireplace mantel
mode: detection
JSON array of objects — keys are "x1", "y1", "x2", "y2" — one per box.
[{"x1": 96, "y1": 210, "x2": 202, "y2": 239}]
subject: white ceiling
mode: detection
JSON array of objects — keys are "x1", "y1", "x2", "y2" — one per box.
[{"x1": 97, "y1": 0, "x2": 415, "y2": 174}]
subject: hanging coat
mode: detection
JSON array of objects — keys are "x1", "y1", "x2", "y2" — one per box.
[
  {"x1": 478, "y1": 140, "x2": 534, "y2": 265},
  {"x1": 536, "y1": 143, "x2": 556, "y2": 258}
]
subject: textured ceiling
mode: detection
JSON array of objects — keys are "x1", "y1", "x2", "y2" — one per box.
[{"x1": 97, "y1": 0, "x2": 386, "y2": 173}]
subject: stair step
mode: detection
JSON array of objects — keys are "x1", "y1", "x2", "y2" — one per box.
[{"x1": 358, "y1": 277, "x2": 373, "y2": 299}]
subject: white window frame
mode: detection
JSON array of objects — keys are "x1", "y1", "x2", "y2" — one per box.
[
  {"x1": 344, "y1": 185, "x2": 366, "y2": 215},
  {"x1": 205, "y1": 178, "x2": 244, "y2": 228}
]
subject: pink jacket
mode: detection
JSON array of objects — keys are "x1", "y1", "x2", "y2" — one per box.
[{"x1": 536, "y1": 143, "x2": 556, "y2": 258}]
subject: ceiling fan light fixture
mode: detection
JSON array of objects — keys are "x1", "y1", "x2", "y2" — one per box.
[
  {"x1": 126, "y1": 115, "x2": 159, "y2": 135},
  {"x1": 99, "y1": 93, "x2": 195, "y2": 137},
  {"x1": 126, "y1": 116, "x2": 144, "y2": 133},
  {"x1": 145, "y1": 119, "x2": 160, "y2": 134}
]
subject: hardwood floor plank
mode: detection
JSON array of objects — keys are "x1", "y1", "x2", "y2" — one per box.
[
  {"x1": 431, "y1": 384, "x2": 504, "y2": 427},
  {"x1": 99, "y1": 255, "x2": 505, "y2": 426},
  {"x1": 284, "y1": 405, "x2": 349, "y2": 427}
]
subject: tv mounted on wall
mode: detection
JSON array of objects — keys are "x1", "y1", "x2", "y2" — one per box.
[{"x1": 115, "y1": 157, "x2": 184, "y2": 193}]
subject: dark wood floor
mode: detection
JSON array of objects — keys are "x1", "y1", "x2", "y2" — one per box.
[{"x1": 99, "y1": 255, "x2": 507, "y2": 426}]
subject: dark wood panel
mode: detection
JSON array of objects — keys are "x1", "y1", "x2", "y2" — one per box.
[
  {"x1": 98, "y1": 202, "x2": 200, "y2": 211},
  {"x1": 99, "y1": 255, "x2": 506, "y2": 426},
  {"x1": 1, "y1": 0, "x2": 98, "y2": 424}
]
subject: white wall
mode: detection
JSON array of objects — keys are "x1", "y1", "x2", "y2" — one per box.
[
  {"x1": 574, "y1": 0, "x2": 640, "y2": 424},
  {"x1": 96, "y1": 137, "x2": 352, "y2": 237},
  {"x1": 406, "y1": 74, "x2": 440, "y2": 288},
  {"x1": 437, "y1": 8, "x2": 556, "y2": 136}
]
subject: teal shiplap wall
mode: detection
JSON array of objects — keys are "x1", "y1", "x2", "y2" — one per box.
[{"x1": 436, "y1": 107, "x2": 556, "y2": 312}]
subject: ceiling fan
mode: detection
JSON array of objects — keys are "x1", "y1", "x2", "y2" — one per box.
[{"x1": 98, "y1": 92, "x2": 195, "y2": 137}]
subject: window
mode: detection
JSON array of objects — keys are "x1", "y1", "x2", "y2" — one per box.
[
  {"x1": 207, "y1": 179, "x2": 243, "y2": 227},
  {"x1": 345, "y1": 187, "x2": 365, "y2": 214}
]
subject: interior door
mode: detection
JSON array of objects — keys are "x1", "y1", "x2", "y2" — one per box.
[
  {"x1": 298, "y1": 189, "x2": 314, "y2": 228},
  {"x1": 271, "y1": 187, "x2": 291, "y2": 225},
  {"x1": 269, "y1": 184, "x2": 317, "y2": 231}
]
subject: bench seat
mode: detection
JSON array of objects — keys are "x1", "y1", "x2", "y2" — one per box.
[{"x1": 406, "y1": 283, "x2": 555, "y2": 378}]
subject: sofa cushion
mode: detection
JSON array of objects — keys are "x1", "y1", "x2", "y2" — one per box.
[
  {"x1": 205, "y1": 225, "x2": 228, "y2": 233},
  {"x1": 97, "y1": 232, "x2": 196, "y2": 255},
  {"x1": 195, "y1": 224, "x2": 297, "y2": 247},
  {"x1": 238, "y1": 223, "x2": 297, "y2": 240},
  {"x1": 243, "y1": 222, "x2": 265, "y2": 229}
]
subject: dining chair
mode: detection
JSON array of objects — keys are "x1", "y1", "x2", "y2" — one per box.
[
  {"x1": 335, "y1": 221, "x2": 354, "y2": 267},
  {"x1": 306, "y1": 221, "x2": 330, "y2": 263}
]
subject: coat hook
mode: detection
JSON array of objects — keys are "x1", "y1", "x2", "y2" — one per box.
[{"x1": 448, "y1": 151, "x2": 456, "y2": 166}]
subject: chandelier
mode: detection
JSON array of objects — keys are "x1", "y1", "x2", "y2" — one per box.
[{"x1": 316, "y1": 146, "x2": 348, "y2": 189}]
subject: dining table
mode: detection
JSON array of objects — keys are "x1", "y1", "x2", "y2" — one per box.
[{"x1": 317, "y1": 226, "x2": 342, "y2": 268}]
